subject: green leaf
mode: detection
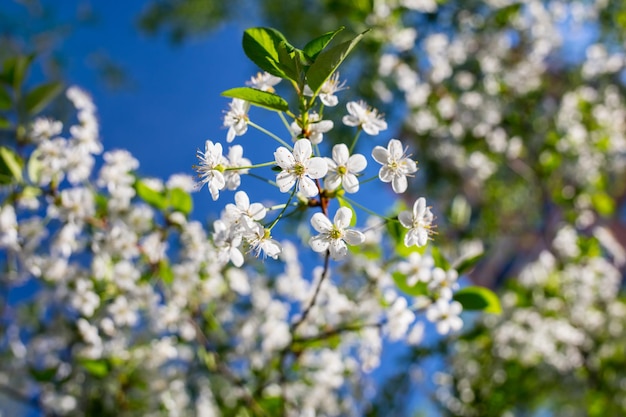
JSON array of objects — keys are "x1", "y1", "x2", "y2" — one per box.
[
  {"x1": 242, "y1": 27, "x2": 294, "y2": 79},
  {"x1": 337, "y1": 196, "x2": 357, "y2": 227},
  {"x1": 591, "y1": 191, "x2": 615, "y2": 216},
  {"x1": 453, "y1": 286, "x2": 501, "y2": 314},
  {"x1": 79, "y1": 358, "x2": 109, "y2": 378},
  {"x1": 168, "y1": 187, "x2": 193, "y2": 215},
  {"x1": 27, "y1": 149, "x2": 43, "y2": 184},
  {"x1": 303, "y1": 27, "x2": 345, "y2": 61},
  {"x1": 1, "y1": 55, "x2": 34, "y2": 91},
  {"x1": 159, "y1": 260, "x2": 174, "y2": 284},
  {"x1": 221, "y1": 87, "x2": 289, "y2": 112},
  {"x1": 30, "y1": 366, "x2": 58, "y2": 382},
  {"x1": 0, "y1": 115, "x2": 11, "y2": 129},
  {"x1": 0, "y1": 145, "x2": 23, "y2": 184},
  {"x1": 392, "y1": 271, "x2": 428, "y2": 297},
  {"x1": 430, "y1": 245, "x2": 450, "y2": 270},
  {"x1": 24, "y1": 82, "x2": 63, "y2": 115},
  {"x1": 306, "y1": 29, "x2": 369, "y2": 94},
  {"x1": 0, "y1": 86, "x2": 11, "y2": 110},
  {"x1": 453, "y1": 252, "x2": 483, "y2": 276},
  {"x1": 135, "y1": 179, "x2": 168, "y2": 210}
]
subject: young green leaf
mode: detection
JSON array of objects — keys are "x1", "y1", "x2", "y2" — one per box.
[
  {"x1": 27, "y1": 149, "x2": 43, "y2": 184},
  {"x1": 430, "y1": 245, "x2": 451, "y2": 270},
  {"x1": 453, "y1": 286, "x2": 501, "y2": 314},
  {"x1": 159, "y1": 259, "x2": 174, "y2": 284},
  {"x1": 168, "y1": 187, "x2": 193, "y2": 215},
  {"x1": 242, "y1": 27, "x2": 294, "y2": 79},
  {"x1": 0, "y1": 145, "x2": 24, "y2": 184},
  {"x1": 0, "y1": 86, "x2": 11, "y2": 110},
  {"x1": 135, "y1": 179, "x2": 168, "y2": 210},
  {"x1": 453, "y1": 252, "x2": 483, "y2": 276},
  {"x1": 221, "y1": 87, "x2": 289, "y2": 112},
  {"x1": 1, "y1": 55, "x2": 34, "y2": 91},
  {"x1": 24, "y1": 82, "x2": 63, "y2": 115},
  {"x1": 79, "y1": 358, "x2": 109, "y2": 378},
  {"x1": 306, "y1": 29, "x2": 369, "y2": 95},
  {"x1": 392, "y1": 271, "x2": 428, "y2": 297},
  {"x1": 303, "y1": 27, "x2": 345, "y2": 61},
  {"x1": 0, "y1": 115, "x2": 11, "y2": 129}
]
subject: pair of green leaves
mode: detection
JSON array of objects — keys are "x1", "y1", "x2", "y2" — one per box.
[
  {"x1": 222, "y1": 26, "x2": 368, "y2": 113},
  {"x1": 134, "y1": 178, "x2": 193, "y2": 215},
  {"x1": 0, "y1": 55, "x2": 63, "y2": 129}
]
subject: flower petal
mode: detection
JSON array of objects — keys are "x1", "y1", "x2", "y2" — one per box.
[
  {"x1": 392, "y1": 174, "x2": 408, "y2": 193},
  {"x1": 234, "y1": 191, "x2": 250, "y2": 210},
  {"x1": 310, "y1": 212, "x2": 333, "y2": 233},
  {"x1": 332, "y1": 144, "x2": 349, "y2": 165},
  {"x1": 309, "y1": 235, "x2": 330, "y2": 253},
  {"x1": 329, "y1": 239, "x2": 348, "y2": 259},
  {"x1": 293, "y1": 139, "x2": 312, "y2": 162},
  {"x1": 276, "y1": 171, "x2": 296, "y2": 192},
  {"x1": 347, "y1": 153, "x2": 367, "y2": 173},
  {"x1": 342, "y1": 173, "x2": 359, "y2": 193},
  {"x1": 334, "y1": 207, "x2": 352, "y2": 229},
  {"x1": 306, "y1": 157, "x2": 328, "y2": 179},
  {"x1": 344, "y1": 229, "x2": 364, "y2": 245},
  {"x1": 299, "y1": 176, "x2": 319, "y2": 197},
  {"x1": 413, "y1": 198, "x2": 426, "y2": 218},
  {"x1": 372, "y1": 146, "x2": 389, "y2": 165},
  {"x1": 274, "y1": 147, "x2": 295, "y2": 169},
  {"x1": 398, "y1": 211, "x2": 413, "y2": 228},
  {"x1": 387, "y1": 139, "x2": 403, "y2": 159}
]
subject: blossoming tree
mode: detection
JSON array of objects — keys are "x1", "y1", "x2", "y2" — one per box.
[{"x1": 0, "y1": 25, "x2": 499, "y2": 416}]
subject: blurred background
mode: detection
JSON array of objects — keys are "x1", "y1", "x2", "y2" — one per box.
[{"x1": 3, "y1": 0, "x2": 626, "y2": 415}]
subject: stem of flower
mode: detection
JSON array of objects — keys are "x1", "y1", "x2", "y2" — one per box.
[
  {"x1": 249, "y1": 121, "x2": 293, "y2": 150},
  {"x1": 338, "y1": 194, "x2": 394, "y2": 221},
  {"x1": 247, "y1": 172, "x2": 279, "y2": 188},
  {"x1": 348, "y1": 128, "x2": 362, "y2": 153},
  {"x1": 357, "y1": 175, "x2": 380, "y2": 186},
  {"x1": 224, "y1": 161, "x2": 276, "y2": 171},
  {"x1": 267, "y1": 188, "x2": 297, "y2": 230},
  {"x1": 290, "y1": 251, "x2": 331, "y2": 333},
  {"x1": 277, "y1": 111, "x2": 292, "y2": 132}
]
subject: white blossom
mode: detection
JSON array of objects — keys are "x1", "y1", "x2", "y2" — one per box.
[
  {"x1": 372, "y1": 138, "x2": 418, "y2": 193},
  {"x1": 342, "y1": 100, "x2": 388, "y2": 135},
  {"x1": 195, "y1": 140, "x2": 227, "y2": 200},
  {"x1": 324, "y1": 144, "x2": 367, "y2": 193},
  {"x1": 274, "y1": 139, "x2": 328, "y2": 197},
  {"x1": 309, "y1": 207, "x2": 364, "y2": 260},
  {"x1": 223, "y1": 99, "x2": 249, "y2": 143},
  {"x1": 426, "y1": 298, "x2": 463, "y2": 335},
  {"x1": 398, "y1": 197, "x2": 435, "y2": 247}
]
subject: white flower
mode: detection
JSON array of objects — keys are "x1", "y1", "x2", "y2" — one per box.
[
  {"x1": 309, "y1": 207, "x2": 364, "y2": 260},
  {"x1": 224, "y1": 144, "x2": 250, "y2": 190},
  {"x1": 28, "y1": 117, "x2": 63, "y2": 143},
  {"x1": 224, "y1": 99, "x2": 250, "y2": 143},
  {"x1": 425, "y1": 298, "x2": 463, "y2": 335},
  {"x1": 324, "y1": 144, "x2": 367, "y2": 193},
  {"x1": 342, "y1": 100, "x2": 388, "y2": 135},
  {"x1": 304, "y1": 72, "x2": 346, "y2": 107},
  {"x1": 195, "y1": 140, "x2": 227, "y2": 201},
  {"x1": 246, "y1": 71, "x2": 282, "y2": 92},
  {"x1": 290, "y1": 112, "x2": 334, "y2": 145},
  {"x1": 224, "y1": 191, "x2": 267, "y2": 230},
  {"x1": 213, "y1": 219, "x2": 244, "y2": 267},
  {"x1": 372, "y1": 138, "x2": 418, "y2": 193},
  {"x1": 247, "y1": 224, "x2": 281, "y2": 259},
  {"x1": 398, "y1": 197, "x2": 434, "y2": 247},
  {"x1": 427, "y1": 267, "x2": 459, "y2": 300},
  {"x1": 274, "y1": 139, "x2": 328, "y2": 197}
]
